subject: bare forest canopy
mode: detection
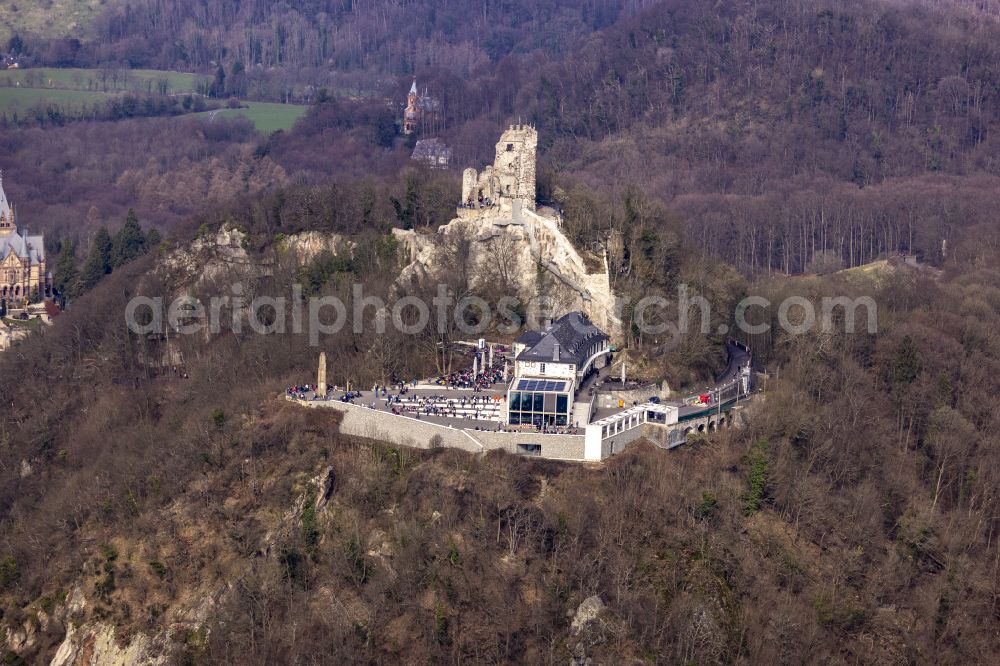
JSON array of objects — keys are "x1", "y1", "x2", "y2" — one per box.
[
  {"x1": 3, "y1": 2, "x2": 1000, "y2": 663},
  {"x1": 2, "y1": 0, "x2": 1000, "y2": 278},
  {"x1": 11, "y1": 0, "x2": 999, "y2": 73},
  {"x1": 3, "y1": 177, "x2": 1000, "y2": 663}
]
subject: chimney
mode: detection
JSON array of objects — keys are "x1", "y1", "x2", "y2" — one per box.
[{"x1": 553, "y1": 342, "x2": 560, "y2": 362}]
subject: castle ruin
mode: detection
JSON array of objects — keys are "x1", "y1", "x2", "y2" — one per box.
[
  {"x1": 461, "y1": 125, "x2": 537, "y2": 213},
  {"x1": 394, "y1": 126, "x2": 621, "y2": 337}
]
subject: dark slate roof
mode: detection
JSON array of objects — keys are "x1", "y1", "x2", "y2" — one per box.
[
  {"x1": 516, "y1": 312, "x2": 608, "y2": 366},
  {"x1": 514, "y1": 330, "x2": 543, "y2": 346},
  {"x1": 411, "y1": 138, "x2": 451, "y2": 164}
]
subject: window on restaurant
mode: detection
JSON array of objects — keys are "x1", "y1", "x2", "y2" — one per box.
[{"x1": 507, "y1": 389, "x2": 571, "y2": 426}]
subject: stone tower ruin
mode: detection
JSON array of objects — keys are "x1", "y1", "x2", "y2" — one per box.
[
  {"x1": 462, "y1": 125, "x2": 537, "y2": 213},
  {"x1": 395, "y1": 125, "x2": 621, "y2": 338}
]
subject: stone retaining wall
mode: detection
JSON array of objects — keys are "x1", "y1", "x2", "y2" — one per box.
[
  {"x1": 294, "y1": 397, "x2": 753, "y2": 462},
  {"x1": 299, "y1": 399, "x2": 588, "y2": 461},
  {"x1": 474, "y1": 430, "x2": 587, "y2": 461}
]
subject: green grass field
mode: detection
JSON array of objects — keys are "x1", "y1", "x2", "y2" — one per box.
[
  {"x1": 194, "y1": 102, "x2": 310, "y2": 133},
  {"x1": 0, "y1": 67, "x2": 308, "y2": 131},
  {"x1": 0, "y1": 68, "x2": 209, "y2": 94},
  {"x1": 0, "y1": 87, "x2": 112, "y2": 117}
]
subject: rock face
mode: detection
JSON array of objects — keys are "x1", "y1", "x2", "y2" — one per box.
[
  {"x1": 50, "y1": 622, "x2": 168, "y2": 666},
  {"x1": 162, "y1": 227, "x2": 353, "y2": 289},
  {"x1": 394, "y1": 204, "x2": 620, "y2": 336},
  {"x1": 570, "y1": 595, "x2": 606, "y2": 636},
  {"x1": 0, "y1": 584, "x2": 170, "y2": 666},
  {"x1": 569, "y1": 595, "x2": 608, "y2": 666},
  {"x1": 161, "y1": 226, "x2": 260, "y2": 285},
  {"x1": 395, "y1": 129, "x2": 620, "y2": 337},
  {"x1": 315, "y1": 465, "x2": 335, "y2": 509},
  {"x1": 278, "y1": 231, "x2": 353, "y2": 266}
]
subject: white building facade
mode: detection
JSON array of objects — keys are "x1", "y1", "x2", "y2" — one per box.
[{"x1": 506, "y1": 312, "x2": 611, "y2": 428}]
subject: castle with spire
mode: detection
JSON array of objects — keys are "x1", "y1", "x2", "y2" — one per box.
[
  {"x1": 0, "y1": 172, "x2": 50, "y2": 304},
  {"x1": 402, "y1": 78, "x2": 440, "y2": 135}
]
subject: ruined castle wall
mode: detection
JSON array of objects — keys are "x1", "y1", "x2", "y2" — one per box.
[
  {"x1": 461, "y1": 168, "x2": 478, "y2": 203},
  {"x1": 392, "y1": 126, "x2": 621, "y2": 339},
  {"x1": 493, "y1": 125, "x2": 537, "y2": 210}
]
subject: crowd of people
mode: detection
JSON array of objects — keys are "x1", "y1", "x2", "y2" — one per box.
[
  {"x1": 290, "y1": 347, "x2": 545, "y2": 427},
  {"x1": 435, "y1": 354, "x2": 506, "y2": 391},
  {"x1": 285, "y1": 384, "x2": 317, "y2": 399},
  {"x1": 385, "y1": 393, "x2": 502, "y2": 420},
  {"x1": 289, "y1": 380, "x2": 582, "y2": 436},
  {"x1": 458, "y1": 195, "x2": 495, "y2": 209}
]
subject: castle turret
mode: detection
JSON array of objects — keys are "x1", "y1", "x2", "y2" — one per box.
[
  {"x1": 0, "y1": 171, "x2": 13, "y2": 235},
  {"x1": 403, "y1": 79, "x2": 420, "y2": 134},
  {"x1": 458, "y1": 124, "x2": 538, "y2": 212},
  {"x1": 493, "y1": 125, "x2": 537, "y2": 211}
]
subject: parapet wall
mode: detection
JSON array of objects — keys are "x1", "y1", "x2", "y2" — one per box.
[
  {"x1": 292, "y1": 397, "x2": 752, "y2": 461},
  {"x1": 298, "y1": 399, "x2": 588, "y2": 461}
]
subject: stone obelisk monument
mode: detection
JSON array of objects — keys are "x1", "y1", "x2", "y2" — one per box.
[{"x1": 317, "y1": 352, "x2": 328, "y2": 398}]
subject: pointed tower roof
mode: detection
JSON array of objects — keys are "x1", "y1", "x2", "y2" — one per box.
[
  {"x1": 409, "y1": 78, "x2": 418, "y2": 95},
  {"x1": 0, "y1": 170, "x2": 12, "y2": 230},
  {"x1": 0, "y1": 171, "x2": 9, "y2": 216}
]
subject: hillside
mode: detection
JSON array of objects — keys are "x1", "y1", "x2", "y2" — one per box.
[
  {"x1": 2, "y1": 0, "x2": 1000, "y2": 663},
  {"x1": 4, "y1": 0, "x2": 1000, "y2": 265},
  {"x1": 0, "y1": 0, "x2": 104, "y2": 44},
  {"x1": 1, "y1": 195, "x2": 1000, "y2": 663}
]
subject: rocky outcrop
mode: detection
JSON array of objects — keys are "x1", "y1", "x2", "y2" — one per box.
[
  {"x1": 393, "y1": 203, "x2": 621, "y2": 337},
  {"x1": 277, "y1": 231, "x2": 353, "y2": 265},
  {"x1": 570, "y1": 595, "x2": 606, "y2": 636},
  {"x1": 568, "y1": 595, "x2": 609, "y2": 666},
  {"x1": 160, "y1": 226, "x2": 263, "y2": 286},
  {"x1": 396, "y1": 125, "x2": 620, "y2": 337},
  {"x1": 50, "y1": 623, "x2": 168, "y2": 666},
  {"x1": 315, "y1": 466, "x2": 335, "y2": 510},
  {"x1": 0, "y1": 584, "x2": 171, "y2": 666},
  {"x1": 161, "y1": 227, "x2": 355, "y2": 290}
]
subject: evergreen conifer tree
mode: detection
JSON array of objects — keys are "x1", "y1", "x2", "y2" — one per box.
[
  {"x1": 78, "y1": 239, "x2": 106, "y2": 292},
  {"x1": 53, "y1": 240, "x2": 78, "y2": 296},
  {"x1": 93, "y1": 226, "x2": 113, "y2": 274},
  {"x1": 111, "y1": 209, "x2": 146, "y2": 268}
]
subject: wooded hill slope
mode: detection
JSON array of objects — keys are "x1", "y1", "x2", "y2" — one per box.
[
  {"x1": 7, "y1": 0, "x2": 1000, "y2": 279},
  {"x1": 1, "y1": 210, "x2": 1000, "y2": 664},
  {"x1": 1, "y1": 3, "x2": 1000, "y2": 661}
]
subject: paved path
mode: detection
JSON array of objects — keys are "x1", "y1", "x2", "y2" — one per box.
[{"x1": 591, "y1": 342, "x2": 751, "y2": 421}]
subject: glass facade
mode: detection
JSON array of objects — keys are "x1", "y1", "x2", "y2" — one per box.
[{"x1": 508, "y1": 390, "x2": 570, "y2": 426}]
